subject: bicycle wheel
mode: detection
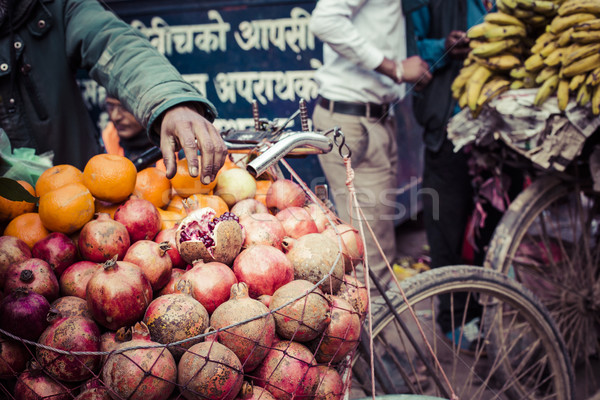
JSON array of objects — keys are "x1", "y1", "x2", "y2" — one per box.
[
  {"x1": 351, "y1": 265, "x2": 573, "y2": 400},
  {"x1": 485, "y1": 175, "x2": 600, "y2": 399}
]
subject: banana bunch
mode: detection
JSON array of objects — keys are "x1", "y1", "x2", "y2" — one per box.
[{"x1": 497, "y1": 0, "x2": 565, "y2": 28}]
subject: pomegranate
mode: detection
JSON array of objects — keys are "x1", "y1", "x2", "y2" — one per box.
[
  {"x1": 210, "y1": 282, "x2": 276, "y2": 372},
  {"x1": 233, "y1": 245, "x2": 294, "y2": 298},
  {"x1": 124, "y1": 240, "x2": 173, "y2": 291},
  {"x1": 78, "y1": 213, "x2": 130, "y2": 262},
  {"x1": 283, "y1": 233, "x2": 344, "y2": 295},
  {"x1": 0, "y1": 288, "x2": 50, "y2": 341},
  {"x1": 177, "y1": 331, "x2": 243, "y2": 400},
  {"x1": 269, "y1": 280, "x2": 330, "y2": 342},
  {"x1": 99, "y1": 328, "x2": 131, "y2": 363},
  {"x1": 143, "y1": 293, "x2": 209, "y2": 359},
  {"x1": 322, "y1": 224, "x2": 364, "y2": 273},
  {"x1": 230, "y1": 198, "x2": 269, "y2": 217},
  {"x1": 304, "y1": 203, "x2": 337, "y2": 233},
  {"x1": 313, "y1": 365, "x2": 344, "y2": 400},
  {"x1": 265, "y1": 179, "x2": 306, "y2": 212},
  {"x1": 176, "y1": 260, "x2": 237, "y2": 314},
  {"x1": 157, "y1": 267, "x2": 186, "y2": 296},
  {"x1": 214, "y1": 167, "x2": 258, "y2": 207},
  {"x1": 236, "y1": 382, "x2": 275, "y2": 400},
  {"x1": 253, "y1": 340, "x2": 318, "y2": 400},
  {"x1": 59, "y1": 261, "x2": 101, "y2": 299},
  {"x1": 176, "y1": 208, "x2": 244, "y2": 266},
  {"x1": 37, "y1": 314, "x2": 101, "y2": 382},
  {"x1": 311, "y1": 296, "x2": 361, "y2": 364},
  {"x1": 0, "y1": 235, "x2": 31, "y2": 288},
  {"x1": 0, "y1": 337, "x2": 28, "y2": 378},
  {"x1": 74, "y1": 387, "x2": 112, "y2": 400},
  {"x1": 31, "y1": 232, "x2": 78, "y2": 277},
  {"x1": 239, "y1": 213, "x2": 286, "y2": 250},
  {"x1": 114, "y1": 196, "x2": 162, "y2": 242},
  {"x1": 337, "y1": 275, "x2": 368, "y2": 319},
  {"x1": 275, "y1": 207, "x2": 318, "y2": 239},
  {"x1": 4, "y1": 258, "x2": 59, "y2": 302},
  {"x1": 155, "y1": 227, "x2": 187, "y2": 269},
  {"x1": 50, "y1": 296, "x2": 93, "y2": 320},
  {"x1": 14, "y1": 366, "x2": 73, "y2": 400},
  {"x1": 86, "y1": 257, "x2": 153, "y2": 330},
  {"x1": 257, "y1": 294, "x2": 271, "y2": 308},
  {"x1": 103, "y1": 322, "x2": 177, "y2": 400}
]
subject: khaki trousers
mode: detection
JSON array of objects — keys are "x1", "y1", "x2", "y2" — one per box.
[{"x1": 313, "y1": 103, "x2": 399, "y2": 288}]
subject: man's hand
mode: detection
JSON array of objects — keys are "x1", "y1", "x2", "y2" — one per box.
[
  {"x1": 399, "y1": 55, "x2": 432, "y2": 90},
  {"x1": 159, "y1": 104, "x2": 228, "y2": 183},
  {"x1": 445, "y1": 30, "x2": 470, "y2": 59}
]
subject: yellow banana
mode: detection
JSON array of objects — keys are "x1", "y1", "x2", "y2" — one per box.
[
  {"x1": 573, "y1": 18, "x2": 600, "y2": 30},
  {"x1": 531, "y1": 32, "x2": 556, "y2": 54},
  {"x1": 549, "y1": 13, "x2": 597, "y2": 33},
  {"x1": 498, "y1": 0, "x2": 519, "y2": 10},
  {"x1": 569, "y1": 73, "x2": 587, "y2": 90},
  {"x1": 466, "y1": 65, "x2": 493, "y2": 111},
  {"x1": 471, "y1": 38, "x2": 521, "y2": 58},
  {"x1": 473, "y1": 53, "x2": 522, "y2": 71},
  {"x1": 561, "y1": 52, "x2": 600, "y2": 77},
  {"x1": 525, "y1": 53, "x2": 546, "y2": 71},
  {"x1": 585, "y1": 66, "x2": 600, "y2": 85},
  {"x1": 468, "y1": 23, "x2": 526, "y2": 40},
  {"x1": 516, "y1": 0, "x2": 534, "y2": 9},
  {"x1": 510, "y1": 80, "x2": 526, "y2": 89},
  {"x1": 510, "y1": 65, "x2": 532, "y2": 78},
  {"x1": 570, "y1": 29, "x2": 600, "y2": 43},
  {"x1": 562, "y1": 42, "x2": 600, "y2": 66},
  {"x1": 557, "y1": 27, "x2": 574, "y2": 47},
  {"x1": 544, "y1": 47, "x2": 567, "y2": 67},
  {"x1": 558, "y1": 0, "x2": 600, "y2": 16},
  {"x1": 557, "y1": 79, "x2": 570, "y2": 110},
  {"x1": 527, "y1": 15, "x2": 549, "y2": 26},
  {"x1": 592, "y1": 84, "x2": 600, "y2": 114},
  {"x1": 577, "y1": 83, "x2": 591, "y2": 105},
  {"x1": 458, "y1": 90, "x2": 468, "y2": 109},
  {"x1": 534, "y1": 74, "x2": 559, "y2": 106},
  {"x1": 484, "y1": 12, "x2": 526, "y2": 28},
  {"x1": 536, "y1": 66, "x2": 559, "y2": 84},
  {"x1": 533, "y1": 0, "x2": 559, "y2": 14},
  {"x1": 451, "y1": 63, "x2": 480, "y2": 93},
  {"x1": 540, "y1": 41, "x2": 559, "y2": 58},
  {"x1": 476, "y1": 78, "x2": 511, "y2": 107}
]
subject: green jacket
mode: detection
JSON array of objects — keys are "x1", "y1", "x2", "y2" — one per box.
[{"x1": 0, "y1": 0, "x2": 216, "y2": 170}]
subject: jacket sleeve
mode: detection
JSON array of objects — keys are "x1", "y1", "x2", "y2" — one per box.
[
  {"x1": 309, "y1": 0, "x2": 384, "y2": 71},
  {"x1": 63, "y1": 0, "x2": 217, "y2": 144},
  {"x1": 412, "y1": 6, "x2": 448, "y2": 72}
]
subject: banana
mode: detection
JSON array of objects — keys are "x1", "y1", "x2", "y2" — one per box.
[
  {"x1": 569, "y1": 73, "x2": 587, "y2": 90},
  {"x1": 476, "y1": 78, "x2": 511, "y2": 107},
  {"x1": 592, "y1": 84, "x2": 600, "y2": 114},
  {"x1": 561, "y1": 52, "x2": 600, "y2": 77},
  {"x1": 516, "y1": 0, "x2": 534, "y2": 9},
  {"x1": 534, "y1": 74, "x2": 559, "y2": 106},
  {"x1": 484, "y1": 12, "x2": 526, "y2": 28},
  {"x1": 558, "y1": 0, "x2": 600, "y2": 16},
  {"x1": 451, "y1": 63, "x2": 479, "y2": 93},
  {"x1": 540, "y1": 41, "x2": 559, "y2": 58},
  {"x1": 510, "y1": 65, "x2": 532, "y2": 78},
  {"x1": 562, "y1": 42, "x2": 600, "y2": 66},
  {"x1": 536, "y1": 66, "x2": 559, "y2": 84},
  {"x1": 549, "y1": 13, "x2": 597, "y2": 33},
  {"x1": 573, "y1": 18, "x2": 600, "y2": 31},
  {"x1": 471, "y1": 38, "x2": 521, "y2": 58},
  {"x1": 527, "y1": 15, "x2": 549, "y2": 26},
  {"x1": 525, "y1": 53, "x2": 546, "y2": 71},
  {"x1": 496, "y1": 0, "x2": 514, "y2": 13},
  {"x1": 498, "y1": 0, "x2": 519, "y2": 10},
  {"x1": 458, "y1": 90, "x2": 468, "y2": 109},
  {"x1": 544, "y1": 47, "x2": 567, "y2": 67},
  {"x1": 557, "y1": 27, "x2": 574, "y2": 47},
  {"x1": 531, "y1": 32, "x2": 557, "y2": 53},
  {"x1": 466, "y1": 65, "x2": 493, "y2": 111},
  {"x1": 473, "y1": 53, "x2": 522, "y2": 71},
  {"x1": 570, "y1": 30, "x2": 600, "y2": 43},
  {"x1": 533, "y1": 0, "x2": 559, "y2": 14},
  {"x1": 577, "y1": 83, "x2": 591, "y2": 105},
  {"x1": 467, "y1": 23, "x2": 526, "y2": 40},
  {"x1": 512, "y1": 8, "x2": 536, "y2": 19},
  {"x1": 510, "y1": 80, "x2": 526, "y2": 89},
  {"x1": 557, "y1": 79, "x2": 570, "y2": 110},
  {"x1": 585, "y1": 66, "x2": 600, "y2": 85}
]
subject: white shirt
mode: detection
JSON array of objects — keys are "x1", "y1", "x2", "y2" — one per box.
[{"x1": 310, "y1": 0, "x2": 407, "y2": 105}]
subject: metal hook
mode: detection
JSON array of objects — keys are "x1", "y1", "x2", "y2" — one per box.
[{"x1": 332, "y1": 127, "x2": 351, "y2": 158}]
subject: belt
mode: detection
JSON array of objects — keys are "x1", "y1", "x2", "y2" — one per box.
[{"x1": 319, "y1": 97, "x2": 390, "y2": 119}]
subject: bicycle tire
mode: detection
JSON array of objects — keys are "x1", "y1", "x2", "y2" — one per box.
[
  {"x1": 484, "y1": 175, "x2": 600, "y2": 399},
  {"x1": 351, "y1": 265, "x2": 574, "y2": 400}
]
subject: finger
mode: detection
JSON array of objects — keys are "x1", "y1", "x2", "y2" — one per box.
[
  {"x1": 196, "y1": 120, "x2": 226, "y2": 184},
  {"x1": 160, "y1": 134, "x2": 179, "y2": 179},
  {"x1": 176, "y1": 122, "x2": 201, "y2": 177}
]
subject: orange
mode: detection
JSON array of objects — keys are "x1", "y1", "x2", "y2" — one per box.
[
  {"x1": 133, "y1": 167, "x2": 172, "y2": 209},
  {"x1": 83, "y1": 154, "x2": 137, "y2": 203},
  {"x1": 94, "y1": 198, "x2": 122, "y2": 219},
  {"x1": 254, "y1": 179, "x2": 273, "y2": 207},
  {"x1": 4, "y1": 212, "x2": 50, "y2": 249},
  {"x1": 158, "y1": 208, "x2": 184, "y2": 230},
  {"x1": 35, "y1": 164, "x2": 84, "y2": 197},
  {"x1": 187, "y1": 194, "x2": 229, "y2": 216},
  {"x1": 0, "y1": 180, "x2": 36, "y2": 222},
  {"x1": 38, "y1": 183, "x2": 95, "y2": 234},
  {"x1": 165, "y1": 194, "x2": 188, "y2": 214},
  {"x1": 169, "y1": 158, "x2": 216, "y2": 198}
]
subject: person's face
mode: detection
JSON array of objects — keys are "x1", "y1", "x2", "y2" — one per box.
[{"x1": 105, "y1": 98, "x2": 144, "y2": 139}]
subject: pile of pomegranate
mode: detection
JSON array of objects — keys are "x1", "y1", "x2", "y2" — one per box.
[{"x1": 0, "y1": 176, "x2": 367, "y2": 400}]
